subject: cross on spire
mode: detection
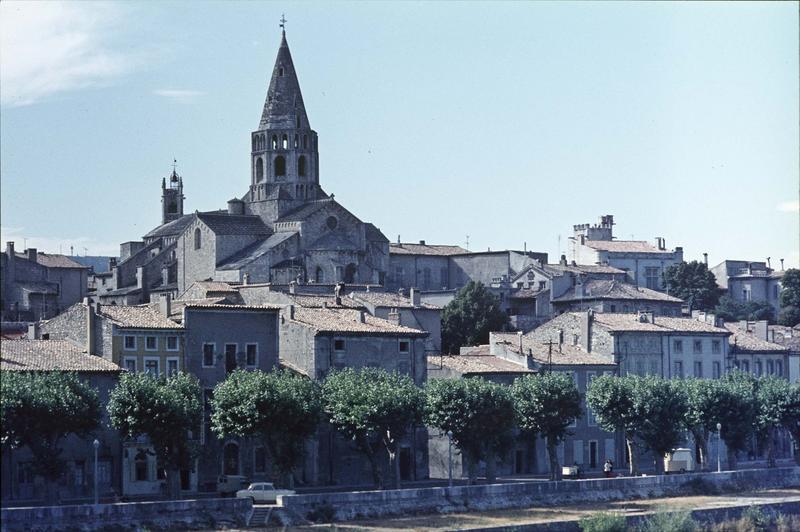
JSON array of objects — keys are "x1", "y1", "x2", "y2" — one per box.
[{"x1": 280, "y1": 14, "x2": 287, "y2": 33}]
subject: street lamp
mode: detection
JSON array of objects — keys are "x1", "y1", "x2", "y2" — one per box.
[
  {"x1": 447, "y1": 431, "x2": 453, "y2": 488},
  {"x1": 93, "y1": 439, "x2": 100, "y2": 505},
  {"x1": 716, "y1": 423, "x2": 722, "y2": 473}
]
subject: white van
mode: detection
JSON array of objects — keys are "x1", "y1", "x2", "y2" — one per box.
[{"x1": 664, "y1": 448, "x2": 695, "y2": 473}]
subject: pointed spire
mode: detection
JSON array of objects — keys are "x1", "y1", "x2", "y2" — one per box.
[{"x1": 259, "y1": 27, "x2": 309, "y2": 130}]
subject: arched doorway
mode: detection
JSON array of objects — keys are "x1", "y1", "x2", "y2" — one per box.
[
  {"x1": 223, "y1": 442, "x2": 239, "y2": 475},
  {"x1": 344, "y1": 263, "x2": 357, "y2": 284}
]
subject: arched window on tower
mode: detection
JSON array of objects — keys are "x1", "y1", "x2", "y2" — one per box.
[
  {"x1": 298, "y1": 156, "x2": 307, "y2": 177},
  {"x1": 274, "y1": 156, "x2": 286, "y2": 177},
  {"x1": 272, "y1": 135, "x2": 278, "y2": 150},
  {"x1": 315, "y1": 266, "x2": 323, "y2": 283},
  {"x1": 303, "y1": 135, "x2": 308, "y2": 149},
  {"x1": 168, "y1": 201, "x2": 177, "y2": 214},
  {"x1": 252, "y1": 137, "x2": 257, "y2": 151},
  {"x1": 194, "y1": 228, "x2": 201, "y2": 250},
  {"x1": 282, "y1": 134, "x2": 288, "y2": 149},
  {"x1": 255, "y1": 158, "x2": 264, "y2": 181},
  {"x1": 294, "y1": 134, "x2": 299, "y2": 148}
]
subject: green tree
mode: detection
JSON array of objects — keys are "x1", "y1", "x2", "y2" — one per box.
[
  {"x1": 108, "y1": 372, "x2": 202, "y2": 499},
  {"x1": 754, "y1": 376, "x2": 793, "y2": 468},
  {"x1": 714, "y1": 296, "x2": 774, "y2": 323},
  {"x1": 778, "y1": 269, "x2": 800, "y2": 326},
  {"x1": 425, "y1": 377, "x2": 516, "y2": 484},
  {"x1": 441, "y1": 281, "x2": 509, "y2": 354},
  {"x1": 681, "y1": 378, "x2": 726, "y2": 471},
  {"x1": 716, "y1": 370, "x2": 758, "y2": 470},
  {"x1": 511, "y1": 373, "x2": 582, "y2": 480},
  {"x1": 321, "y1": 368, "x2": 424, "y2": 489},
  {"x1": 780, "y1": 383, "x2": 800, "y2": 465},
  {"x1": 0, "y1": 371, "x2": 101, "y2": 503},
  {"x1": 211, "y1": 369, "x2": 321, "y2": 487},
  {"x1": 585, "y1": 374, "x2": 641, "y2": 475},
  {"x1": 663, "y1": 261, "x2": 720, "y2": 311},
  {"x1": 634, "y1": 376, "x2": 688, "y2": 474}
]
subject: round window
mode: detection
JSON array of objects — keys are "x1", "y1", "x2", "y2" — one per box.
[{"x1": 326, "y1": 216, "x2": 338, "y2": 230}]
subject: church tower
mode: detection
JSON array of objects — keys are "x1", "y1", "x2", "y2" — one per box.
[
  {"x1": 161, "y1": 161, "x2": 184, "y2": 224},
  {"x1": 246, "y1": 28, "x2": 324, "y2": 223}
]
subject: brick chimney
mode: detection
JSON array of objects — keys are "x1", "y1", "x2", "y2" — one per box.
[
  {"x1": 27, "y1": 248, "x2": 38, "y2": 263},
  {"x1": 580, "y1": 310, "x2": 593, "y2": 352},
  {"x1": 109, "y1": 257, "x2": 117, "y2": 270},
  {"x1": 86, "y1": 299, "x2": 96, "y2": 355},
  {"x1": 289, "y1": 280, "x2": 296, "y2": 295},
  {"x1": 388, "y1": 308, "x2": 401, "y2": 326}
]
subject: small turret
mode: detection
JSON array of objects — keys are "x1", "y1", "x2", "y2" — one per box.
[{"x1": 161, "y1": 159, "x2": 185, "y2": 224}]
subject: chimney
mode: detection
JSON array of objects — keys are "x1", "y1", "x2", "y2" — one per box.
[
  {"x1": 358, "y1": 310, "x2": 366, "y2": 323},
  {"x1": 517, "y1": 330, "x2": 523, "y2": 354},
  {"x1": 703, "y1": 253, "x2": 708, "y2": 265},
  {"x1": 109, "y1": 257, "x2": 117, "y2": 270},
  {"x1": 397, "y1": 235, "x2": 401, "y2": 245},
  {"x1": 754, "y1": 320, "x2": 768, "y2": 341},
  {"x1": 136, "y1": 266, "x2": 146, "y2": 290},
  {"x1": 6, "y1": 241, "x2": 14, "y2": 257},
  {"x1": 580, "y1": 310, "x2": 593, "y2": 352},
  {"x1": 86, "y1": 300, "x2": 96, "y2": 355},
  {"x1": 410, "y1": 288, "x2": 421, "y2": 307},
  {"x1": 419, "y1": 240, "x2": 426, "y2": 246},
  {"x1": 27, "y1": 322, "x2": 40, "y2": 339},
  {"x1": 27, "y1": 248, "x2": 38, "y2": 263},
  {"x1": 289, "y1": 280, "x2": 296, "y2": 295},
  {"x1": 766, "y1": 257, "x2": 771, "y2": 269},
  {"x1": 242, "y1": 273, "x2": 250, "y2": 286},
  {"x1": 560, "y1": 254, "x2": 567, "y2": 266},
  {"x1": 575, "y1": 279, "x2": 585, "y2": 298},
  {"x1": 288, "y1": 305, "x2": 295, "y2": 320},
  {"x1": 159, "y1": 293, "x2": 172, "y2": 318},
  {"x1": 388, "y1": 308, "x2": 400, "y2": 326},
  {"x1": 780, "y1": 258, "x2": 784, "y2": 271},
  {"x1": 768, "y1": 329, "x2": 775, "y2": 342}
]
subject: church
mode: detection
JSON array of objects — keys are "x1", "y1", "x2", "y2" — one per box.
[{"x1": 99, "y1": 29, "x2": 389, "y2": 305}]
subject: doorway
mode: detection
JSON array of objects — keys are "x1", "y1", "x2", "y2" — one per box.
[
  {"x1": 589, "y1": 441, "x2": 598, "y2": 469},
  {"x1": 399, "y1": 447, "x2": 412, "y2": 481}
]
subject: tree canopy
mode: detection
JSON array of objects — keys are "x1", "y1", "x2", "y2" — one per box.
[
  {"x1": 754, "y1": 376, "x2": 793, "y2": 468},
  {"x1": 108, "y1": 371, "x2": 202, "y2": 499},
  {"x1": 778, "y1": 269, "x2": 800, "y2": 326},
  {"x1": 715, "y1": 370, "x2": 758, "y2": 470},
  {"x1": 681, "y1": 378, "x2": 726, "y2": 470},
  {"x1": 714, "y1": 296, "x2": 774, "y2": 323},
  {"x1": 441, "y1": 281, "x2": 509, "y2": 354},
  {"x1": 780, "y1": 383, "x2": 800, "y2": 465},
  {"x1": 585, "y1": 374, "x2": 641, "y2": 475},
  {"x1": 663, "y1": 261, "x2": 720, "y2": 311},
  {"x1": 425, "y1": 377, "x2": 516, "y2": 483},
  {"x1": 322, "y1": 367, "x2": 424, "y2": 489},
  {"x1": 511, "y1": 373, "x2": 581, "y2": 480},
  {"x1": 0, "y1": 371, "x2": 101, "y2": 502},
  {"x1": 211, "y1": 369, "x2": 321, "y2": 486},
  {"x1": 633, "y1": 376, "x2": 688, "y2": 474}
]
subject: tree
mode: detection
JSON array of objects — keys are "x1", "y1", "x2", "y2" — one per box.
[
  {"x1": 754, "y1": 376, "x2": 793, "y2": 468},
  {"x1": 780, "y1": 383, "x2": 800, "y2": 465},
  {"x1": 321, "y1": 368, "x2": 424, "y2": 489},
  {"x1": 634, "y1": 377, "x2": 688, "y2": 474},
  {"x1": 714, "y1": 296, "x2": 774, "y2": 323},
  {"x1": 511, "y1": 373, "x2": 581, "y2": 480},
  {"x1": 663, "y1": 261, "x2": 720, "y2": 311},
  {"x1": 585, "y1": 374, "x2": 641, "y2": 475},
  {"x1": 425, "y1": 377, "x2": 516, "y2": 484},
  {"x1": 716, "y1": 370, "x2": 758, "y2": 470},
  {"x1": 108, "y1": 372, "x2": 201, "y2": 499},
  {"x1": 681, "y1": 378, "x2": 726, "y2": 471},
  {"x1": 441, "y1": 281, "x2": 509, "y2": 354},
  {"x1": 0, "y1": 371, "x2": 101, "y2": 503},
  {"x1": 778, "y1": 269, "x2": 800, "y2": 326},
  {"x1": 211, "y1": 369, "x2": 321, "y2": 487}
]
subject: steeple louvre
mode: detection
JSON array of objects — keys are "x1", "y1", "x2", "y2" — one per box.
[{"x1": 259, "y1": 32, "x2": 309, "y2": 130}]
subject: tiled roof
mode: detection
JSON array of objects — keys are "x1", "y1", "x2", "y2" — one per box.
[
  {"x1": 493, "y1": 332, "x2": 616, "y2": 366},
  {"x1": 98, "y1": 305, "x2": 183, "y2": 329},
  {"x1": 365, "y1": 223, "x2": 389, "y2": 243},
  {"x1": 143, "y1": 213, "x2": 198, "y2": 239},
  {"x1": 590, "y1": 313, "x2": 728, "y2": 334},
  {"x1": 276, "y1": 198, "x2": 336, "y2": 222},
  {"x1": 350, "y1": 292, "x2": 440, "y2": 310},
  {"x1": 543, "y1": 263, "x2": 626, "y2": 275},
  {"x1": 18, "y1": 281, "x2": 59, "y2": 295},
  {"x1": 291, "y1": 307, "x2": 427, "y2": 336},
  {"x1": 725, "y1": 324, "x2": 788, "y2": 353},
  {"x1": 433, "y1": 347, "x2": 534, "y2": 375},
  {"x1": 290, "y1": 294, "x2": 364, "y2": 309},
  {"x1": 191, "y1": 281, "x2": 238, "y2": 293},
  {"x1": 552, "y1": 280, "x2": 683, "y2": 303},
  {"x1": 1, "y1": 340, "x2": 121, "y2": 373},
  {"x1": 68, "y1": 256, "x2": 114, "y2": 273},
  {"x1": 583, "y1": 240, "x2": 675, "y2": 254},
  {"x1": 769, "y1": 325, "x2": 800, "y2": 352},
  {"x1": 389, "y1": 243, "x2": 469, "y2": 256},
  {"x1": 15, "y1": 252, "x2": 88, "y2": 269},
  {"x1": 184, "y1": 303, "x2": 281, "y2": 311},
  {"x1": 198, "y1": 212, "x2": 270, "y2": 235},
  {"x1": 217, "y1": 232, "x2": 297, "y2": 270},
  {"x1": 509, "y1": 288, "x2": 544, "y2": 299}
]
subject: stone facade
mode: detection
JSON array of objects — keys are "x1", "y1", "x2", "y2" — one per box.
[{"x1": 710, "y1": 259, "x2": 785, "y2": 316}]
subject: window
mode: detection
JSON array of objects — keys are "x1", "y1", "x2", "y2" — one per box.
[
  {"x1": 610, "y1": 304, "x2": 617, "y2": 312},
  {"x1": 740, "y1": 360, "x2": 750, "y2": 372},
  {"x1": 394, "y1": 266, "x2": 404, "y2": 287},
  {"x1": 422, "y1": 268, "x2": 431, "y2": 290},
  {"x1": 194, "y1": 227, "x2": 201, "y2": 250},
  {"x1": 713, "y1": 361, "x2": 721, "y2": 379},
  {"x1": 712, "y1": 340, "x2": 721, "y2": 354},
  {"x1": 587, "y1": 372, "x2": 597, "y2": 426},
  {"x1": 694, "y1": 361, "x2": 703, "y2": 378},
  {"x1": 315, "y1": 266, "x2": 324, "y2": 283},
  {"x1": 272, "y1": 135, "x2": 278, "y2": 149},
  {"x1": 298, "y1": 156, "x2": 306, "y2": 176},
  {"x1": 97, "y1": 460, "x2": 111, "y2": 485},
  {"x1": 124, "y1": 335, "x2": 136, "y2": 350},
  {"x1": 754, "y1": 360, "x2": 762, "y2": 376},
  {"x1": 255, "y1": 158, "x2": 264, "y2": 181},
  {"x1": 673, "y1": 360, "x2": 683, "y2": 379},
  {"x1": 167, "y1": 357, "x2": 179, "y2": 377},
  {"x1": 645, "y1": 267, "x2": 660, "y2": 290},
  {"x1": 399, "y1": 340, "x2": 410, "y2": 354},
  {"x1": 281, "y1": 134, "x2": 288, "y2": 149},
  {"x1": 254, "y1": 447, "x2": 267, "y2": 473},
  {"x1": 73, "y1": 460, "x2": 85, "y2": 486},
  {"x1": 326, "y1": 216, "x2": 338, "y2": 230},
  {"x1": 17, "y1": 463, "x2": 34, "y2": 485},
  {"x1": 203, "y1": 343, "x2": 215, "y2": 367},
  {"x1": 124, "y1": 357, "x2": 137, "y2": 372},
  {"x1": 649, "y1": 359, "x2": 659, "y2": 376},
  {"x1": 134, "y1": 453, "x2": 149, "y2": 482},
  {"x1": 294, "y1": 134, "x2": 299, "y2": 148},
  {"x1": 776, "y1": 360, "x2": 783, "y2": 376},
  {"x1": 144, "y1": 358, "x2": 159, "y2": 377},
  {"x1": 673, "y1": 340, "x2": 683, "y2": 354},
  {"x1": 145, "y1": 336, "x2": 157, "y2": 351},
  {"x1": 274, "y1": 156, "x2": 286, "y2": 176},
  {"x1": 334, "y1": 339, "x2": 345, "y2": 352},
  {"x1": 766, "y1": 360, "x2": 774, "y2": 375},
  {"x1": 742, "y1": 285, "x2": 752, "y2": 301},
  {"x1": 166, "y1": 336, "x2": 179, "y2": 351},
  {"x1": 225, "y1": 344, "x2": 238, "y2": 374},
  {"x1": 279, "y1": 67, "x2": 284, "y2": 76},
  {"x1": 693, "y1": 340, "x2": 703, "y2": 354},
  {"x1": 246, "y1": 344, "x2": 258, "y2": 367},
  {"x1": 440, "y1": 268, "x2": 449, "y2": 289}
]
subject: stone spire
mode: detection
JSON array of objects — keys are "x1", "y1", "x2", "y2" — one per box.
[{"x1": 259, "y1": 31, "x2": 309, "y2": 130}]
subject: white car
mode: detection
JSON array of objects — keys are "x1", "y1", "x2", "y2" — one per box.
[{"x1": 236, "y1": 482, "x2": 295, "y2": 503}]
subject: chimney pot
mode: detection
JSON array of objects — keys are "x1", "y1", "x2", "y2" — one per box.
[
  {"x1": 419, "y1": 240, "x2": 425, "y2": 246},
  {"x1": 388, "y1": 308, "x2": 400, "y2": 326},
  {"x1": 27, "y1": 248, "x2": 38, "y2": 262},
  {"x1": 6, "y1": 241, "x2": 14, "y2": 257},
  {"x1": 243, "y1": 273, "x2": 250, "y2": 285}
]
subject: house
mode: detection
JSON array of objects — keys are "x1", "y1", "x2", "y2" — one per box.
[{"x1": 710, "y1": 260, "x2": 785, "y2": 316}]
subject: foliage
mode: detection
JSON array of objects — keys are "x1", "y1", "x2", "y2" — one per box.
[
  {"x1": 585, "y1": 374, "x2": 640, "y2": 474},
  {"x1": 754, "y1": 376, "x2": 793, "y2": 467},
  {"x1": 663, "y1": 261, "x2": 720, "y2": 311},
  {"x1": 714, "y1": 296, "x2": 775, "y2": 323},
  {"x1": 637, "y1": 509, "x2": 697, "y2": 532},
  {"x1": 426, "y1": 377, "x2": 516, "y2": 483},
  {"x1": 0, "y1": 371, "x2": 101, "y2": 489},
  {"x1": 511, "y1": 372, "x2": 581, "y2": 480},
  {"x1": 211, "y1": 369, "x2": 321, "y2": 484},
  {"x1": 778, "y1": 269, "x2": 800, "y2": 326},
  {"x1": 578, "y1": 512, "x2": 627, "y2": 532},
  {"x1": 681, "y1": 378, "x2": 726, "y2": 470},
  {"x1": 777, "y1": 383, "x2": 800, "y2": 465},
  {"x1": 321, "y1": 367, "x2": 424, "y2": 489},
  {"x1": 716, "y1": 371, "x2": 758, "y2": 469},
  {"x1": 441, "y1": 281, "x2": 510, "y2": 354},
  {"x1": 634, "y1": 376, "x2": 688, "y2": 473},
  {"x1": 107, "y1": 371, "x2": 201, "y2": 498}
]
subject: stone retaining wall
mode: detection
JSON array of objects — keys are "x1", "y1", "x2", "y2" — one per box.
[
  {"x1": 276, "y1": 467, "x2": 800, "y2": 525},
  {"x1": 0, "y1": 497, "x2": 251, "y2": 532}
]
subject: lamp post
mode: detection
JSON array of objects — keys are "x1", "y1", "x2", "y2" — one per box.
[
  {"x1": 447, "y1": 431, "x2": 453, "y2": 488},
  {"x1": 716, "y1": 423, "x2": 722, "y2": 473},
  {"x1": 93, "y1": 439, "x2": 100, "y2": 505}
]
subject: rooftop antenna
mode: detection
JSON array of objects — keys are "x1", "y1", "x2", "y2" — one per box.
[
  {"x1": 465, "y1": 235, "x2": 469, "y2": 251},
  {"x1": 83, "y1": 247, "x2": 88, "y2": 256}
]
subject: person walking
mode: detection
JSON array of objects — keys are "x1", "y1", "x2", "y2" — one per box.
[{"x1": 603, "y1": 459, "x2": 613, "y2": 478}]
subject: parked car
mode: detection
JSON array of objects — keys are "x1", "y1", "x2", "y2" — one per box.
[
  {"x1": 217, "y1": 475, "x2": 249, "y2": 496},
  {"x1": 664, "y1": 448, "x2": 695, "y2": 473},
  {"x1": 561, "y1": 465, "x2": 581, "y2": 479},
  {"x1": 236, "y1": 482, "x2": 296, "y2": 503}
]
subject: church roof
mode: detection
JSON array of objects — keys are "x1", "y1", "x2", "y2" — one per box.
[
  {"x1": 551, "y1": 280, "x2": 683, "y2": 303},
  {"x1": 259, "y1": 31, "x2": 309, "y2": 130},
  {"x1": 390, "y1": 243, "x2": 469, "y2": 256},
  {"x1": 217, "y1": 232, "x2": 298, "y2": 270},
  {"x1": 365, "y1": 223, "x2": 389, "y2": 243},
  {"x1": 276, "y1": 198, "x2": 336, "y2": 222},
  {"x1": 143, "y1": 213, "x2": 197, "y2": 239},
  {"x1": 197, "y1": 212, "x2": 270, "y2": 235}
]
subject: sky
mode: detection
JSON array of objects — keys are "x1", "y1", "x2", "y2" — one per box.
[{"x1": 1, "y1": 1, "x2": 798, "y2": 268}]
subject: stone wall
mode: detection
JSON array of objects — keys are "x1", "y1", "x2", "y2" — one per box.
[{"x1": 0, "y1": 497, "x2": 251, "y2": 532}]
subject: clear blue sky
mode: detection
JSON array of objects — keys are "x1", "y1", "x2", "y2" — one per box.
[{"x1": 1, "y1": 1, "x2": 798, "y2": 267}]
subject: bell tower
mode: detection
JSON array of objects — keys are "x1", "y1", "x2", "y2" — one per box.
[
  {"x1": 161, "y1": 160, "x2": 184, "y2": 224},
  {"x1": 247, "y1": 25, "x2": 324, "y2": 222}
]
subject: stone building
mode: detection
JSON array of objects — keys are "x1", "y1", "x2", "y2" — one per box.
[
  {"x1": 710, "y1": 259, "x2": 785, "y2": 316},
  {"x1": 1, "y1": 242, "x2": 89, "y2": 321},
  {"x1": 569, "y1": 215, "x2": 683, "y2": 291},
  {"x1": 550, "y1": 279, "x2": 684, "y2": 316},
  {"x1": 0, "y1": 340, "x2": 122, "y2": 505},
  {"x1": 725, "y1": 321, "x2": 792, "y2": 379}
]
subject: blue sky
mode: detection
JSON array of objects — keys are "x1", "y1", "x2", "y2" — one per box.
[{"x1": 1, "y1": 1, "x2": 798, "y2": 267}]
